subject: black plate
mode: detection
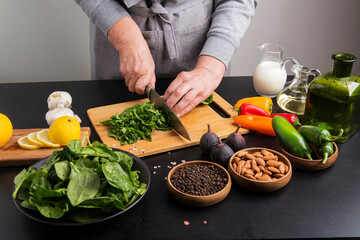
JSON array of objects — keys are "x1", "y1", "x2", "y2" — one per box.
[{"x1": 13, "y1": 149, "x2": 151, "y2": 226}]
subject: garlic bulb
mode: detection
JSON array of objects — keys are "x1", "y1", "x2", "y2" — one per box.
[
  {"x1": 45, "y1": 108, "x2": 75, "y2": 126},
  {"x1": 47, "y1": 91, "x2": 72, "y2": 110},
  {"x1": 45, "y1": 91, "x2": 81, "y2": 126}
]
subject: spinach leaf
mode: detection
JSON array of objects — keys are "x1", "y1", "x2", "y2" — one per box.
[
  {"x1": 115, "y1": 152, "x2": 137, "y2": 185},
  {"x1": 75, "y1": 158, "x2": 99, "y2": 170},
  {"x1": 78, "y1": 196, "x2": 114, "y2": 210},
  {"x1": 32, "y1": 187, "x2": 67, "y2": 199},
  {"x1": 102, "y1": 160, "x2": 132, "y2": 192},
  {"x1": 13, "y1": 167, "x2": 46, "y2": 198},
  {"x1": 29, "y1": 176, "x2": 51, "y2": 192},
  {"x1": 115, "y1": 151, "x2": 133, "y2": 168},
  {"x1": 79, "y1": 141, "x2": 118, "y2": 162},
  {"x1": 20, "y1": 199, "x2": 37, "y2": 210},
  {"x1": 106, "y1": 182, "x2": 146, "y2": 210},
  {"x1": 29, "y1": 197, "x2": 69, "y2": 219},
  {"x1": 68, "y1": 139, "x2": 82, "y2": 155},
  {"x1": 42, "y1": 150, "x2": 62, "y2": 171},
  {"x1": 54, "y1": 161, "x2": 71, "y2": 180},
  {"x1": 53, "y1": 180, "x2": 68, "y2": 190},
  {"x1": 67, "y1": 169, "x2": 100, "y2": 206},
  {"x1": 96, "y1": 178, "x2": 108, "y2": 197},
  {"x1": 17, "y1": 187, "x2": 30, "y2": 201}
]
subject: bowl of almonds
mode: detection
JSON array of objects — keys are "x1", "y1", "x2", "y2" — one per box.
[{"x1": 228, "y1": 147, "x2": 292, "y2": 192}]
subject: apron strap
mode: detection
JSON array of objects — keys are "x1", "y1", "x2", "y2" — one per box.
[{"x1": 128, "y1": 0, "x2": 203, "y2": 60}]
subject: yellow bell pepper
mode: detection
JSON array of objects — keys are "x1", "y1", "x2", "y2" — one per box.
[{"x1": 234, "y1": 96, "x2": 273, "y2": 115}]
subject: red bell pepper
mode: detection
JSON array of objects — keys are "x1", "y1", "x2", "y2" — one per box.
[
  {"x1": 238, "y1": 103, "x2": 270, "y2": 117},
  {"x1": 270, "y1": 113, "x2": 301, "y2": 128}
]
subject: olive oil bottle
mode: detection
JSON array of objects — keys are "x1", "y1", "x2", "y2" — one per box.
[{"x1": 303, "y1": 53, "x2": 360, "y2": 143}]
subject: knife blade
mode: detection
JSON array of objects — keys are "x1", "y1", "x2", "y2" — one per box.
[{"x1": 145, "y1": 84, "x2": 191, "y2": 141}]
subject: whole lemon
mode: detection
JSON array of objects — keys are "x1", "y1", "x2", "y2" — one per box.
[
  {"x1": 0, "y1": 113, "x2": 13, "y2": 148},
  {"x1": 48, "y1": 116, "x2": 80, "y2": 146}
]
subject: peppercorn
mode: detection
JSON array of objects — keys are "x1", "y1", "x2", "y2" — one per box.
[{"x1": 170, "y1": 164, "x2": 228, "y2": 196}]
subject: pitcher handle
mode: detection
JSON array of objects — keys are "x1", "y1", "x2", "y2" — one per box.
[
  {"x1": 280, "y1": 57, "x2": 300, "y2": 69},
  {"x1": 309, "y1": 69, "x2": 321, "y2": 78}
]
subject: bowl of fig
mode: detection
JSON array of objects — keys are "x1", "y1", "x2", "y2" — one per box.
[
  {"x1": 228, "y1": 148, "x2": 292, "y2": 192},
  {"x1": 167, "y1": 160, "x2": 231, "y2": 207}
]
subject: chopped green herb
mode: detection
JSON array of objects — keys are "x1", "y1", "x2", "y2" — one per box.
[
  {"x1": 199, "y1": 93, "x2": 214, "y2": 105},
  {"x1": 100, "y1": 100, "x2": 172, "y2": 145}
]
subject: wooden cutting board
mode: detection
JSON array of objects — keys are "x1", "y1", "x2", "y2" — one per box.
[
  {"x1": 0, "y1": 127, "x2": 91, "y2": 167},
  {"x1": 87, "y1": 92, "x2": 250, "y2": 157}
]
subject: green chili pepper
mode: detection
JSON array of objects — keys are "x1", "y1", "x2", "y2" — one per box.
[
  {"x1": 298, "y1": 125, "x2": 343, "y2": 146},
  {"x1": 317, "y1": 142, "x2": 334, "y2": 164},
  {"x1": 272, "y1": 116, "x2": 313, "y2": 160}
]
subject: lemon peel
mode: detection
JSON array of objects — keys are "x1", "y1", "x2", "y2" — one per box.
[
  {"x1": 27, "y1": 131, "x2": 44, "y2": 147},
  {"x1": 36, "y1": 129, "x2": 61, "y2": 148},
  {"x1": 17, "y1": 136, "x2": 41, "y2": 150}
]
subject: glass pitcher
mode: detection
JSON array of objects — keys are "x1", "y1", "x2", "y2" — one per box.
[
  {"x1": 277, "y1": 58, "x2": 321, "y2": 115},
  {"x1": 253, "y1": 43, "x2": 287, "y2": 98}
]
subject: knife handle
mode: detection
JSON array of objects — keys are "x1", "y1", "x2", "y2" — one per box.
[{"x1": 145, "y1": 84, "x2": 152, "y2": 97}]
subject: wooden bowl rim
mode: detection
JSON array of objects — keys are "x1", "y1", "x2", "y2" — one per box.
[
  {"x1": 279, "y1": 142, "x2": 338, "y2": 163},
  {"x1": 167, "y1": 160, "x2": 232, "y2": 199},
  {"x1": 228, "y1": 147, "x2": 292, "y2": 183}
]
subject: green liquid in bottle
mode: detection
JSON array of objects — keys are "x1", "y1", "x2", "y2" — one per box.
[{"x1": 304, "y1": 53, "x2": 360, "y2": 143}]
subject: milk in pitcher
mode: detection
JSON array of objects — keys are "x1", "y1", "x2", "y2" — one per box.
[{"x1": 253, "y1": 61, "x2": 287, "y2": 98}]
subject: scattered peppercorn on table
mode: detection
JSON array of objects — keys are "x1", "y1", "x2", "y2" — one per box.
[{"x1": 1, "y1": 77, "x2": 360, "y2": 239}]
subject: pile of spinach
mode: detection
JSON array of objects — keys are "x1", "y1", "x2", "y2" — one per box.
[
  {"x1": 12, "y1": 140, "x2": 147, "y2": 223},
  {"x1": 100, "y1": 100, "x2": 172, "y2": 145}
]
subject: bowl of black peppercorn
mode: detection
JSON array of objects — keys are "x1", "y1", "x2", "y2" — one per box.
[{"x1": 167, "y1": 160, "x2": 232, "y2": 207}]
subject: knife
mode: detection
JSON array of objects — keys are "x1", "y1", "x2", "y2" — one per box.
[{"x1": 145, "y1": 84, "x2": 191, "y2": 141}]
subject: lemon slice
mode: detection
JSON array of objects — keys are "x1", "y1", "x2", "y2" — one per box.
[
  {"x1": 27, "y1": 131, "x2": 44, "y2": 147},
  {"x1": 36, "y1": 129, "x2": 61, "y2": 148},
  {"x1": 17, "y1": 136, "x2": 41, "y2": 150}
]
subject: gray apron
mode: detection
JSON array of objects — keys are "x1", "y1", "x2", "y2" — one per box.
[{"x1": 90, "y1": 0, "x2": 214, "y2": 80}]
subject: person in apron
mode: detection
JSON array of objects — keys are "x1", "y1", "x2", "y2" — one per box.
[{"x1": 75, "y1": 0, "x2": 257, "y2": 117}]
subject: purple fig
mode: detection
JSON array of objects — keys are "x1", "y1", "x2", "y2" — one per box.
[
  {"x1": 225, "y1": 125, "x2": 246, "y2": 152},
  {"x1": 210, "y1": 137, "x2": 234, "y2": 167},
  {"x1": 200, "y1": 124, "x2": 218, "y2": 156}
]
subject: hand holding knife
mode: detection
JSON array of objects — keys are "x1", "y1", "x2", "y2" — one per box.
[{"x1": 145, "y1": 84, "x2": 191, "y2": 141}]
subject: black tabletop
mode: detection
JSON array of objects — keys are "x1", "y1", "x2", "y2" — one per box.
[{"x1": 1, "y1": 77, "x2": 359, "y2": 240}]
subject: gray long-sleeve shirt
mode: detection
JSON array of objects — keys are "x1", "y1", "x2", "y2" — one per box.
[{"x1": 75, "y1": 0, "x2": 257, "y2": 80}]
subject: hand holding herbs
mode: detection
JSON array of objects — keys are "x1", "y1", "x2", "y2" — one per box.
[{"x1": 12, "y1": 140, "x2": 147, "y2": 223}]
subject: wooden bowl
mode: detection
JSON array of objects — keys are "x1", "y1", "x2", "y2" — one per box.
[
  {"x1": 279, "y1": 142, "x2": 338, "y2": 171},
  {"x1": 167, "y1": 160, "x2": 231, "y2": 207},
  {"x1": 228, "y1": 148, "x2": 292, "y2": 192}
]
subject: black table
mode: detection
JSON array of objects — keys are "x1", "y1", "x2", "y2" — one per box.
[{"x1": 1, "y1": 77, "x2": 359, "y2": 240}]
